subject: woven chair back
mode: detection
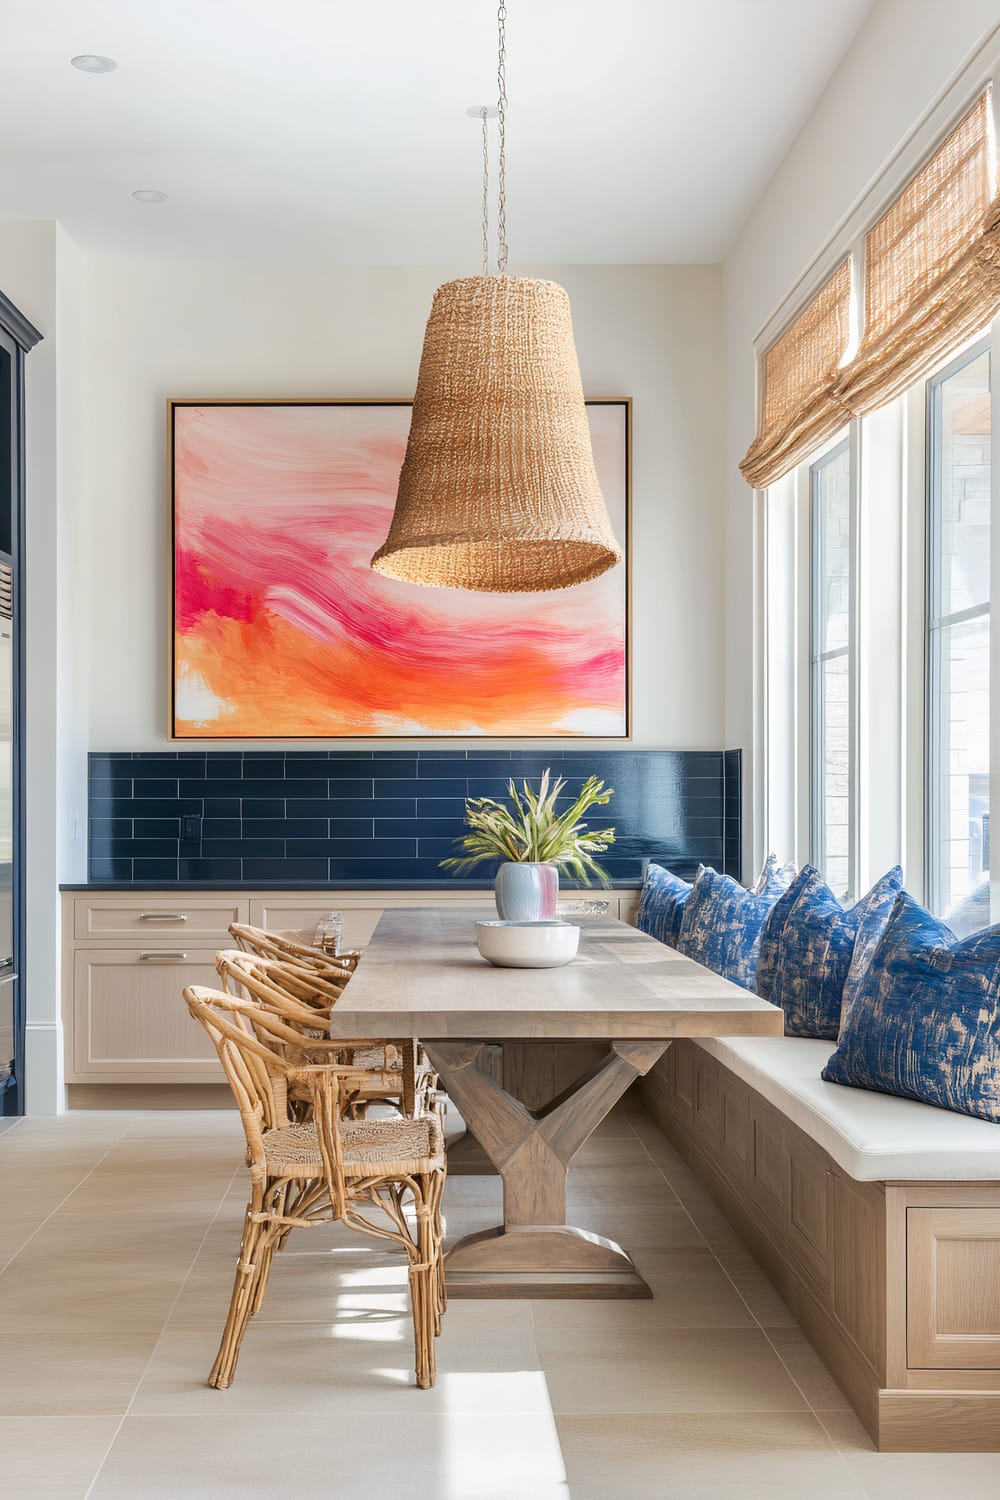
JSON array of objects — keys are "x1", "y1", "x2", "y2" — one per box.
[
  {"x1": 229, "y1": 922, "x2": 355, "y2": 979},
  {"x1": 216, "y1": 949, "x2": 335, "y2": 1029},
  {"x1": 184, "y1": 985, "x2": 364, "y2": 1213},
  {"x1": 214, "y1": 951, "x2": 405, "y2": 1101}
]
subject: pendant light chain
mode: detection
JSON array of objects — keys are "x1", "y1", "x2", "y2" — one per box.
[
  {"x1": 481, "y1": 108, "x2": 490, "y2": 276},
  {"x1": 496, "y1": 0, "x2": 509, "y2": 275},
  {"x1": 372, "y1": 0, "x2": 621, "y2": 594}
]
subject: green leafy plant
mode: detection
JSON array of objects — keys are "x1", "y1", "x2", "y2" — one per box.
[{"x1": 440, "y1": 768, "x2": 616, "y2": 884}]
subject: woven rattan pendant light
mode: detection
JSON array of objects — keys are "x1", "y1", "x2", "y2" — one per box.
[{"x1": 370, "y1": 2, "x2": 621, "y2": 593}]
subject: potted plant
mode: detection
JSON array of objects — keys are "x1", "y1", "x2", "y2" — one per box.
[{"x1": 440, "y1": 769, "x2": 616, "y2": 920}]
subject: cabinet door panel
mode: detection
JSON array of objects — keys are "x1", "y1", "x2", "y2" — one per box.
[
  {"x1": 748, "y1": 1101, "x2": 786, "y2": 1228},
  {"x1": 831, "y1": 1172, "x2": 885, "y2": 1369},
  {"x1": 719, "y1": 1074, "x2": 750, "y2": 1178},
  {"x1": 671, "y1": 1039, "x2": 696, "y2": 1126},
  {"x1": 908, "y1": 1207, "x2": 1000, "y2": 1370},
  {"x1": 694, "y1": 1056, "x2": 721, "y2": 1146},
  {"x1": 787, "y1": 1137, "x2": 832, "y2": 1290},
  {"x1": 72, "y1": 949, "x2": 221, "y2": 1082}
]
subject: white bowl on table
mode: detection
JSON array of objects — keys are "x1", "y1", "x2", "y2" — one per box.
[{"x1": 475, "y1": 919, "x2": 580, "y2": 969}]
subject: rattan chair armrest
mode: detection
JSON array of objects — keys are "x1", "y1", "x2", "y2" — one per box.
[{"x1": 286, "y1": 1063, "x2": 372, "y2": 1084}]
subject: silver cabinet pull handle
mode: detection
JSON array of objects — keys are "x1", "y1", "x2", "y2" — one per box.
[
  {"x1": 139, "y1": 913, "x2": 189, "y2": 922},
  {"x1": 139, "y1": 952, "x2": 188, "y2": 961}
]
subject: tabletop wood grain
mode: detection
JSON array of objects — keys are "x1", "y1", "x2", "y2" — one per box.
[{"x1": 327, "y1": 908, "x2": 784, "y2": 1040}]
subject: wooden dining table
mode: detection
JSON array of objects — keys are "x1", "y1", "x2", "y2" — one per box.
[{"x1": 328, "y1": 907, "x2": 784, "y2": 1299}]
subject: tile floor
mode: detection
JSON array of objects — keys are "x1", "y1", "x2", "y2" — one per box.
[{"x1": 1, "y1": 1098, "x2": 999, "y2": 1499}]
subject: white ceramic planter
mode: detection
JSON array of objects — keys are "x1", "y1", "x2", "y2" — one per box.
[{"x1": 493, "y1": 861, "x2": 559, "y2": 921}]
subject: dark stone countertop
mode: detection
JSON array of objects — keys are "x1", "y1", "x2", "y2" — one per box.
[{"x1": 60, "y1": 879, "x2": 641, "y2": 892}]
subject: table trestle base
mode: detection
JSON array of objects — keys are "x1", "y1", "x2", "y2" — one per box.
[
  {"x1": 427, "y1": 1037, "x2": 670, "y2": 1296},
  {"x1": 443, "y1": 1222, "x2": 653, "y2": 1298}
]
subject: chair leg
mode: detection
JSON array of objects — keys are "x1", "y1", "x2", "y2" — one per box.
[
  {"x1": 432, "y1": 1174, "x2": 447, "y2": 1326},
  {"x1": 209, "y1": 1209, "x2": 268, "y2": 1390},
  {"x1": 435, "y1": 1232, "x2": 446, "y2": 1326},
  {"x1": 408, "y1": 1193, "x2": 440, "y2": 1389},
  {"x1": 248, "y1": 1230, "x2": 278, "y2": 1317}
]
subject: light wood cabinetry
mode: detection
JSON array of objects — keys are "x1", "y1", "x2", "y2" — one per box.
[
  {"x1": 906, "y1": 1206, "x2": 1000, "y2": 1370},
  {"x1": 74, "y1": 895, "x2": 245, "y2": 943},
  {"x1": 72, "y1": 949, "x2": 222, "y2": 1081},
  {"x1": 63, "y1": 893, "x2": 252, "y2": 1084},
  {"x1": 642, "y1": 1040, "x2": 1000, "y2": 1452},
  {"x1": 62, "y1": 886, "x2": 641, "y2": 1086}
]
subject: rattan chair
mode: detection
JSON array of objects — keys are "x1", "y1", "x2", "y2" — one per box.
[
  {"x1": 229, "y1": 921, "x2": 362, "y2": 974},
  {"x1": 221, "y1": 948, "x2": 351, "y2": 1014},
  {"x1": 184, "y1": 985, "x2": 446, "y2": 1390},
  {"x1": 215, "y1": 949, "x2": 432, "y2": 1118}
]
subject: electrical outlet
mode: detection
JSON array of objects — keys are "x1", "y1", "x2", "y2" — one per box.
[
  {"x1": 181, "y1": 812, "x2": 202, "y2": 844},
  {"x1": 72, "y1": 812, "x2": 80, "y2": 842}
]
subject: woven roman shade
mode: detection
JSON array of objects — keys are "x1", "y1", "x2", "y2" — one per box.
[
  {"x1": 834, "y1": 93, "x2": 1000, "y2": 415},
  {"x1": 739, "y1": 259, "x2": 852, "y2": 491},
  {"x1": 371, "y1": 276, "x2": 622, "y2": 593}
]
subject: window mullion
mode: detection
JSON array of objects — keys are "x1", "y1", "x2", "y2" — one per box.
[{"x1": 847, "y1": 417, "x2": 862, "y2": 899}]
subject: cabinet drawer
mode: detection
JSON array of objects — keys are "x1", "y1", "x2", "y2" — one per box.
[
  {"x1": 907, "y1": 1207, "x2": 1000, "y2": 1370},
  {"x1": 71, "y1": 948, "x2": 222, "y2": 1082},
  {"x1": 75, "y1": 896, "x2": 246, "y2": 943}
]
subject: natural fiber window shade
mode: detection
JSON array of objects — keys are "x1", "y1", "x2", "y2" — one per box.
[
  {"x1": 835, "y1": 93, "x2": 1000, "y2": 416},
  {"x1": 739, "y1": 259, "x2": 851, "y2": 490}
]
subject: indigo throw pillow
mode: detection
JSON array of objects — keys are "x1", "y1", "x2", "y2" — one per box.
[
  {"x1": 944, "y1": 880, "x2": 992, "y2": 940},
  {"x1": 677, "y1": 866, "x2": 788, "y2": 990},
  {"x1": 636, "y1": 864, "x2": 692, "y2": 948},
  {"x1": 840, "y1": 865, "x2": 907, "y2": 1023},
  {"x1": 822, "y1": 892, "x2": 1000, "y2": 1123},
  {"x1": 753, "y1": 853, "x2": 798, "y2": 899},
  {"x1": 756, "y1": 865, "x2": 903, "y2": 1039}
]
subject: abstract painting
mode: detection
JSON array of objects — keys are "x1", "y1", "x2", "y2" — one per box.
[{"x1": 170, "y1": 399, "x2": 629, "y2": 738}]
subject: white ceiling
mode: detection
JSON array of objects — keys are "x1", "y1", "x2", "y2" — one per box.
[{"x1": 0, "y1": 0, "x2": 874, "y2": 266}]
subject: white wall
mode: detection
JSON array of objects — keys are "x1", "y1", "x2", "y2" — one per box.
[
  {"x1": 0, "y1": 247, "x2": 726, "y2": 1110},
  {"x1": 82, "y1": 257, "x2": 725, "y2": 751},
  {"x1": 722, "y1": 0, "x2": 1000, "y2": 878}
]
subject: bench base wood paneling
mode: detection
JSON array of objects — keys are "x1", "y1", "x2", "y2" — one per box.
[{"x1": 641, "y1": 1040, "x2": 1000, "y2": 1453}]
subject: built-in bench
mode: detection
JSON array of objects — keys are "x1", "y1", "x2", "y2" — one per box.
[{"x1": 640, "y1": 1036, "x2": 1000, "y2": 1452}]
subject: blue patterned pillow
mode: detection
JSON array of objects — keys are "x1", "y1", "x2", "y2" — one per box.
[
  {"x1": 945, "y1": 880, "x2": 992, "y2": 940},
  {"x1": 840, "y1": 866, "x2": 907, "y2": 1023},
  {"x1": 753, "y1": 853, "x2": 798, "y2": 899},
  {"x1": 677, "y1": 867, "x2": 789, "y2": 990},
  {"x1": 822, "y1": 892, "x2": 1000, "y2": 1123},
  {"x1": 756, "y1": 865, "x2": 903, "y2": 1039},
  {"x1": 636, "y1": 864, "x2": 692, "y2": 948}
]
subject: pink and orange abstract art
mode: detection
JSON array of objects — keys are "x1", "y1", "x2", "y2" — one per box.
[{"x1": 171, "y1": 400, "x2": 629, "y2": 738}]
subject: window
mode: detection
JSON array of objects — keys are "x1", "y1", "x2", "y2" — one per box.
[
  {"x1": 810, "y1": 439, "x2": 853, "y2": 895},
  {"x1": 926, "y1": 343, "x2": 991, "y2": 921}
]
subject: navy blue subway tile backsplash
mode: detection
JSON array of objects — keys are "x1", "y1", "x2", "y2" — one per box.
[{"x1": 88, "y1": 750, "x2": 742, "y2": 886}]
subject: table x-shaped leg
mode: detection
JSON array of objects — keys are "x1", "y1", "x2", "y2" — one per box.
[{"x1": 425, "y1": 1038, "x2": 670, "y2": 1298}]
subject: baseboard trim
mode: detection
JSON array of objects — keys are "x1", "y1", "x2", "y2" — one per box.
[
  {"x1": 878, "y1": 1389, "x2": 1000, "y2": 1451},
  {"x1": 67, "y1": 1084, "x2": 234, "y2": 1110}
]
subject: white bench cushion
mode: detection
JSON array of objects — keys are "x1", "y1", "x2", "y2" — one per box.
[{"x1": 694, "y1": 1036, "x2": 1000, "y2": 1181}]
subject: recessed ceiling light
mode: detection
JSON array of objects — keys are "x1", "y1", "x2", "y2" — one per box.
[
  {"x1": 132, "y1": 189, "x2": 168, "y2": 203},
  {"x1": 70, "y1": 54, "x2": 117, "y2": 73}
]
